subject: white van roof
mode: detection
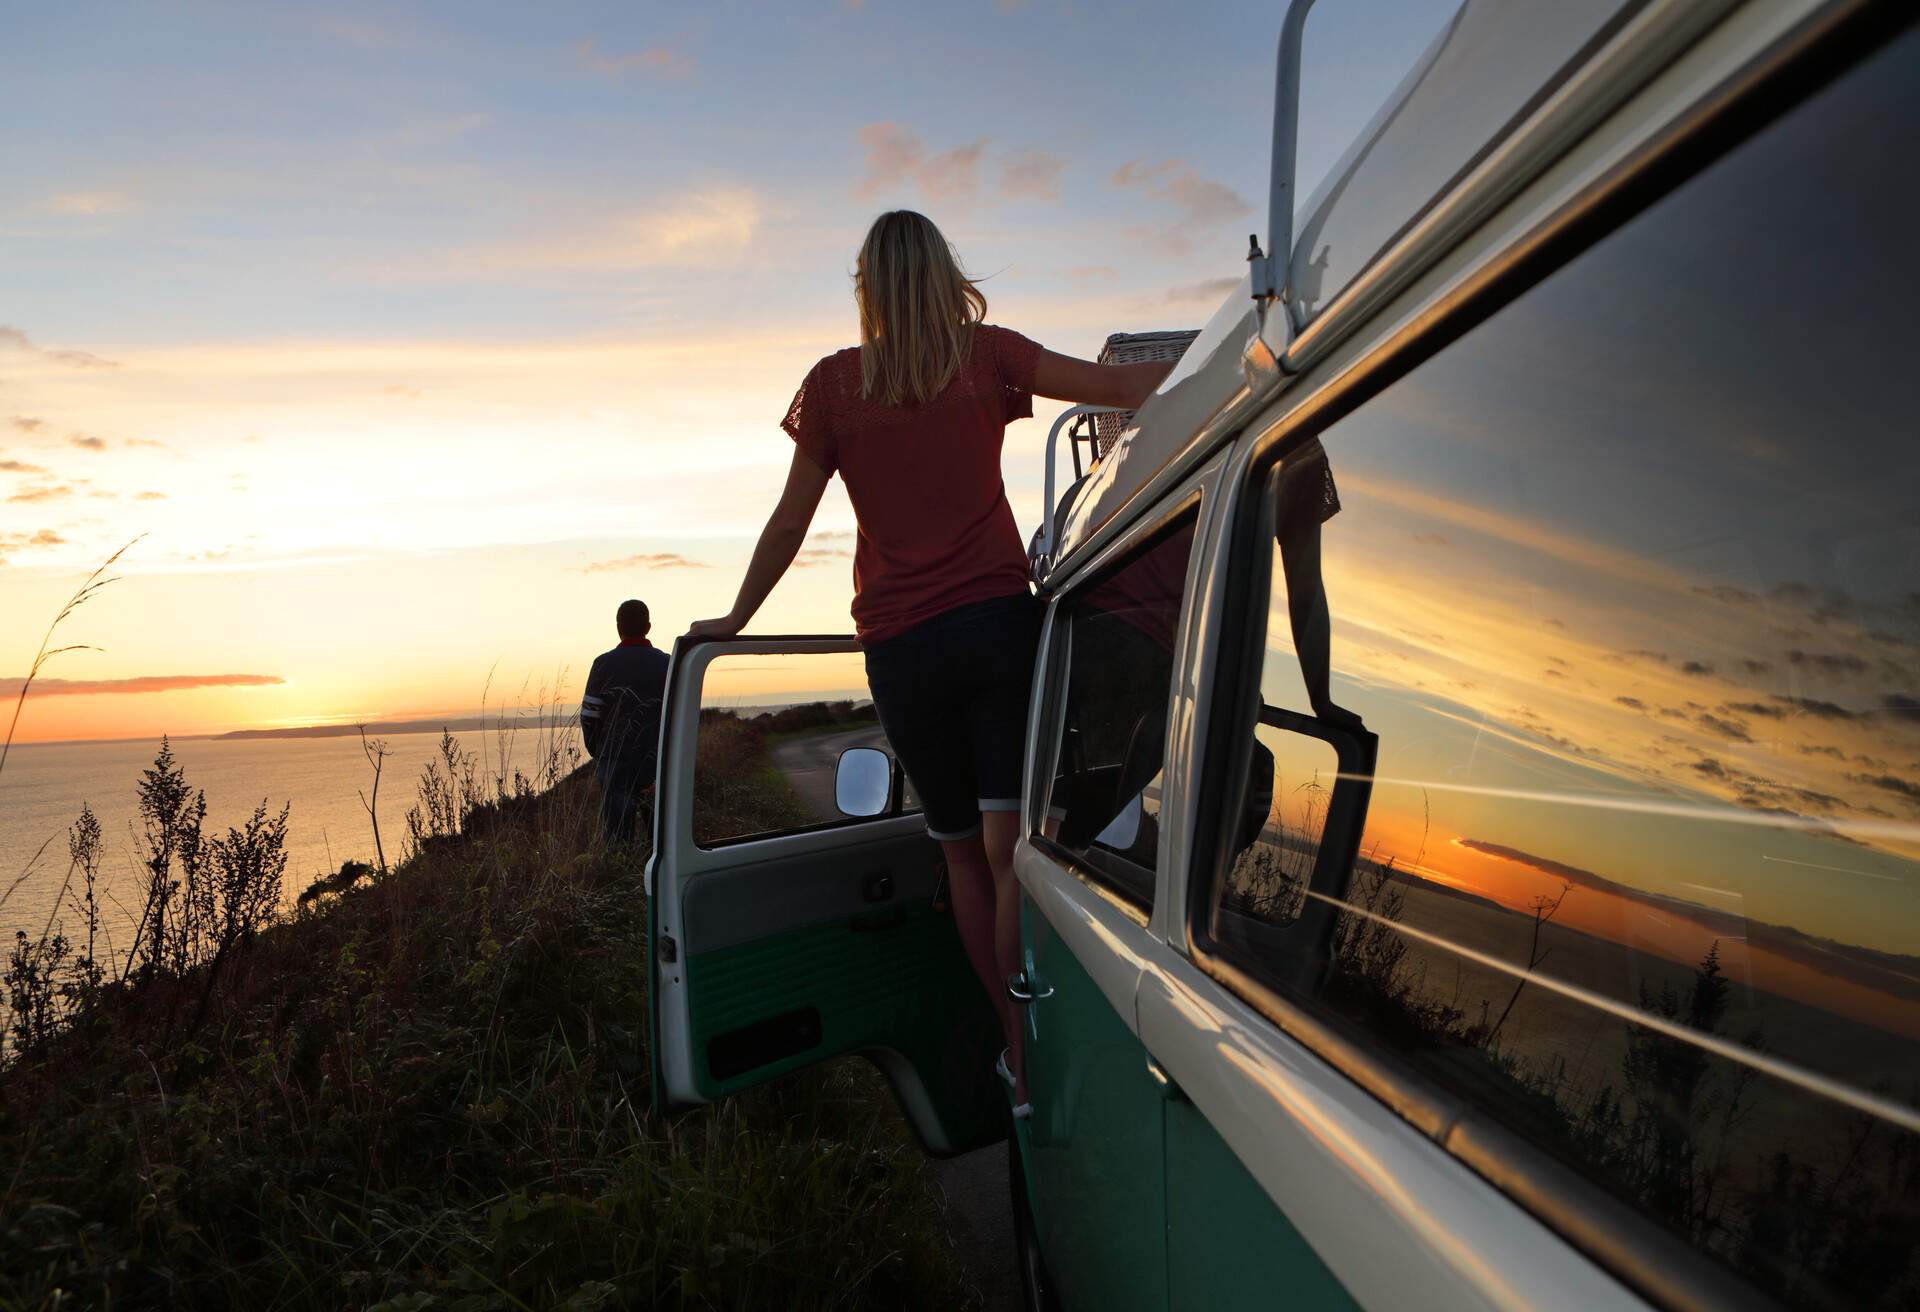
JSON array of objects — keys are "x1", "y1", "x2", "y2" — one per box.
[
  {"x1": 1041, "y1": 0, "x2": 1649, "y2": 582},
  {"x1": 1290, "y1": 0, "x2": 1636, "y2": 326}
]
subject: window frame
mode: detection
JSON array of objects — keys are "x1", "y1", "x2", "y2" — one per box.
[
  {"x1": 1030, "y1": 493, "x2": 1205, "y2": 917},
  {"x1": 688, "y1": 647, "x2": 921, "y2": 853},
  {"x1": 1178, "y1": 8, "x2": 1916, "y2": 1312}
]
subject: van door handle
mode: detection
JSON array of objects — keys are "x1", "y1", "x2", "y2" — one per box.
[
  {"x1": 1145, "y1": 1055, "x2": 1188, "y2": 1103},
  {"x1": 1007, "y1": 969, "x2": 1054, "y2": 1004}
]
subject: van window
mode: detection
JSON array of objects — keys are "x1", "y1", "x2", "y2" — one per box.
[
  {"x1": 1037, "y1": 509, "x2": 1199, "y2": 907},
  {"x1": 1201, "y1": 28, "x2": 1920, "y2": 1311},
  {"x1": 693, "y1": 651, "x2": 913, "y2": 847}
]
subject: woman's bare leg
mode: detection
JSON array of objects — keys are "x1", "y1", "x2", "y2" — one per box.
[
  {"x1": 1280, "y1": 518, "x2": 1363, "y2": 730},
  {"x1": 982, "y1": 809, "x2": 1027, "y2": 1102},
  {"x1": 939, "y1": 831, "x2": 1017, "y2": 1068}
]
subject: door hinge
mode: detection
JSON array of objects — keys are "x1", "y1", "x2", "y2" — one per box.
[{"x1": 658, "y1": 934, "x2": 678, "y2": 964}]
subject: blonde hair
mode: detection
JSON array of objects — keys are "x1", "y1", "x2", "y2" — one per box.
[{"x1": 855, "y1": 210, "x2": 987, "y2": 408}]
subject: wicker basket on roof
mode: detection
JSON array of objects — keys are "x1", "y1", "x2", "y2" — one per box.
[{"x1": 1092, "y1": 329, "x2": 1202, "y2": 459}]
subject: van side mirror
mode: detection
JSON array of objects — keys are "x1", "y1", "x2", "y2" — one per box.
[{"x1": 835, "y1": 747, "x2": 895, "y2": 818}]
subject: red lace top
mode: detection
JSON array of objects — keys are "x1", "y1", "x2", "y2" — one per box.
[{"x1": 783, "y1": 323, "x2": 1042, "y2": 645}]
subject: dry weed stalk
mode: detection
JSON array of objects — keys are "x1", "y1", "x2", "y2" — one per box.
[{"x1": 1, "y1": 539, "x2": 141, "y2": 925}]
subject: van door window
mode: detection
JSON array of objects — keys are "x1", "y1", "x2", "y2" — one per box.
[
  {"x1": 693, "y1": 651, "x2": 914, "y2": 847},
  {"x1": 1037, "y1": 509, "x2": 1199, "y2": 908},
  {"x1": 1199, "y1": 28, "x2": 1920, "y2": 1311}
]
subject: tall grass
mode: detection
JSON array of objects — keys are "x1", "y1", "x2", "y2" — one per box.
[
  {"x1": 0, "y1": 730, "x2": 979, "y2": 1309},
  {"x1": 0, "y1": 575, "x2": 982, "y2": 1309}
]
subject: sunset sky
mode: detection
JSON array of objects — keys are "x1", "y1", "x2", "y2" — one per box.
[{"x1": 1, "y1": 0, "x2": 1452, "y2": 744}]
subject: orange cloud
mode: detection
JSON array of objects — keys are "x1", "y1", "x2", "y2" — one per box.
[
  {"x1": 7, "y1": 484, "x2": 74, "y2": 503},
  {"x1": 576, "y1": 552, "x2": 709, "y2": 573},
  {"x1": 791, "y1": 548, "x2": 852, "y2": 567},
  {"x1": 854, "y1": 123, "x2": 989, "y2": 202},
  {"x1": 1111, "y1": 159, "x2": 1252, "y2": 251},
  {"x1": 0, "y1": 673, "x2": 285, "y2": 697}
]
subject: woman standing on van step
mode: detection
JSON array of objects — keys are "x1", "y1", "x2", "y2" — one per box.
[{"x1": 687, "y1": 209, "x2": 1170, "y2": 1112}]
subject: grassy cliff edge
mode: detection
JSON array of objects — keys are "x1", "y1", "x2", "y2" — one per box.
[{"x1": 0, "y1": 730, "x2": 978, "y2": 1310}]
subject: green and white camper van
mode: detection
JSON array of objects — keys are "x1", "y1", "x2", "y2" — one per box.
[{"x1": 650, "y1": 2, "x2": 1920, "y2": 1307}]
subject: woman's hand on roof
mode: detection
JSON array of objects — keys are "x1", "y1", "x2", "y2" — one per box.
[
  {"x1": 685, "y1": 614, "x2": 745, "y2": 642},
  {"x1": 1033, "y1": 350, "x2": 1174, "y2": 409}
]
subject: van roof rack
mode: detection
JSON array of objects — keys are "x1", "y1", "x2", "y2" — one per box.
[{"x1": 1032, "y1": 329, "x2": 1201, "y2": 575}]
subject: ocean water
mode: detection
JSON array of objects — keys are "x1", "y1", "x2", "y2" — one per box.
[{"x1": 0, "y1": 728, "x2": 581, "y2": 953}]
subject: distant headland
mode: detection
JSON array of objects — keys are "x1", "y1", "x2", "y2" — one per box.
[{"x1": 214, "y1": 715, "x2": 572, "y2": 741}]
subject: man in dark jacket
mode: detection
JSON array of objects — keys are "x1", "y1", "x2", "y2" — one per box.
[{"x1": 581, "y1": 598, "x2": 671, "y2": 844}]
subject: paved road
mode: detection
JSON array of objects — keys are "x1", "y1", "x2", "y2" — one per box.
[
  {"x1": 766, "y1": 723, "x2": 890, "y2": 821},
  {"x1": 931, "y1": 1144, "x2": 1018, "y2": 1310}
]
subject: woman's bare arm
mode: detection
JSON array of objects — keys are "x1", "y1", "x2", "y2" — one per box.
[
  {"x1": 686, "y1": 448, "x2": 831, "y2": 639},
  {"x1": 1031, "y1": 349, "x2": 1173, "y2": 410}
]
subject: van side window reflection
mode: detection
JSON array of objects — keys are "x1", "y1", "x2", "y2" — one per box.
[
  {"x1": 693, "y1": 652, "x2": 913, "y2": 847},
  {"x1": 1203, "y1": 29, "x2": 1920, "y2": 1312},
  {"x1": 1220, "y1": 446, "x2": 1368, "y2": 933},
  {"x1": 1038, "y1": 511, "x2": 1199, "y2": 906}
]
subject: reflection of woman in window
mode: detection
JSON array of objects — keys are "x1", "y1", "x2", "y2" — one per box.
[
  {"x1": 1276, "y1": 437, "x2": 1359, "y2": 730},
  {"x1": 1054, "y1": 524, "x2": 1194, "y2": 858},
  {"x1": 687, "y1": 210, "x2": 1170, "y2": 1114}
]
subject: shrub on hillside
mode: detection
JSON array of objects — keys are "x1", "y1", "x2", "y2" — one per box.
[{"x1": 0, "y1": 731, "x2": 975, "y2": 1310}]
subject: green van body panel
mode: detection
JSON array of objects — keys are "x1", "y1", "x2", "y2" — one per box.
[
  {"x1": 684, "y1": 903, "x2": 1004, "y2": 1148},
  {"x1": 1021, "y1": 895, "x2": 1169, "y2": 1311},
  {"x1": 1165, "y1": 1098, "x2": 1358, "y2": 1311}
]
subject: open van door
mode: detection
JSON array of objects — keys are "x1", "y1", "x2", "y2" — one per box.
[{"x1": 647, "y1": 635, "x2": 1004, "y2": 1155}]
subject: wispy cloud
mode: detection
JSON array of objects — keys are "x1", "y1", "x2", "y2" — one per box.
[
  {"x1": 68, "y1": 433, "x2": 108, "y2": 451},
  {"x1": 1162, "y1": 276, "x2": 1239, "y2": 304},
  {"x1": 576, "y1": 37, "x2": 694, "y2": 79},
  {"x1": 920, "y1": 142, "x2": 987, "y2": 201},
  {"x1": 0, "y1": 326, "x2": 119, "y2": 370},
  {"x1": 576, "y1": 552, "x2": 710, "y2": 573},
  {"x1": 9, "y1": 417, "x2": 45, "y2": 433},
  {"x1": 1789, "y1": 649, "x2": 1871, "y2": 679},
  {"x1": 0, "y1": 529, "x2": 65, "y2": 562},
  {"x1": 45, "y1": 191, "x2": 129, "y2": 217},
  {"x1": 0, "y1": 459, "x2": 47, "y2": 474},
  {"x1": 855, "y1": 124, "x2": 989, "y2": 203},
  {"x1": 791, "y1": 547, "x2": 852, "y2": 567},
  {"x1": 303, "y1": 13, "x2": 410, "y2": 49},
  {"x1": 0, "y1": 673, "x2": 286, "y2": 698},
  {"x1": 446, "y1": 188, "x2": 760, "y2": 273},
  {"x1": 1852, "y1": 771, "x2": 1920, "y2": 810},
  {"x1": 999, "y1": 149, "x2": 1065, "y2": 201},
  {"x1": 1112, "y1": 159, "x2": 1252, "y2": 251},
  {"x1": 7, "y1": 484, "x2": 74, "y2": 503}
]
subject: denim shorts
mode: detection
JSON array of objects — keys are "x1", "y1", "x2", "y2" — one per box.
[{"x1": 863, "y1": 592, "x2": 1043, "y2": 841}]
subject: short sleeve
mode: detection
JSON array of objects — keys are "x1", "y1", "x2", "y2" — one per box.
[
  {"x1": 782, "y1": 360, "x2": 836, "y2": 476},
  {"x1": 982, "y1": 324, "x2": 1042, "y2": 422}
]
